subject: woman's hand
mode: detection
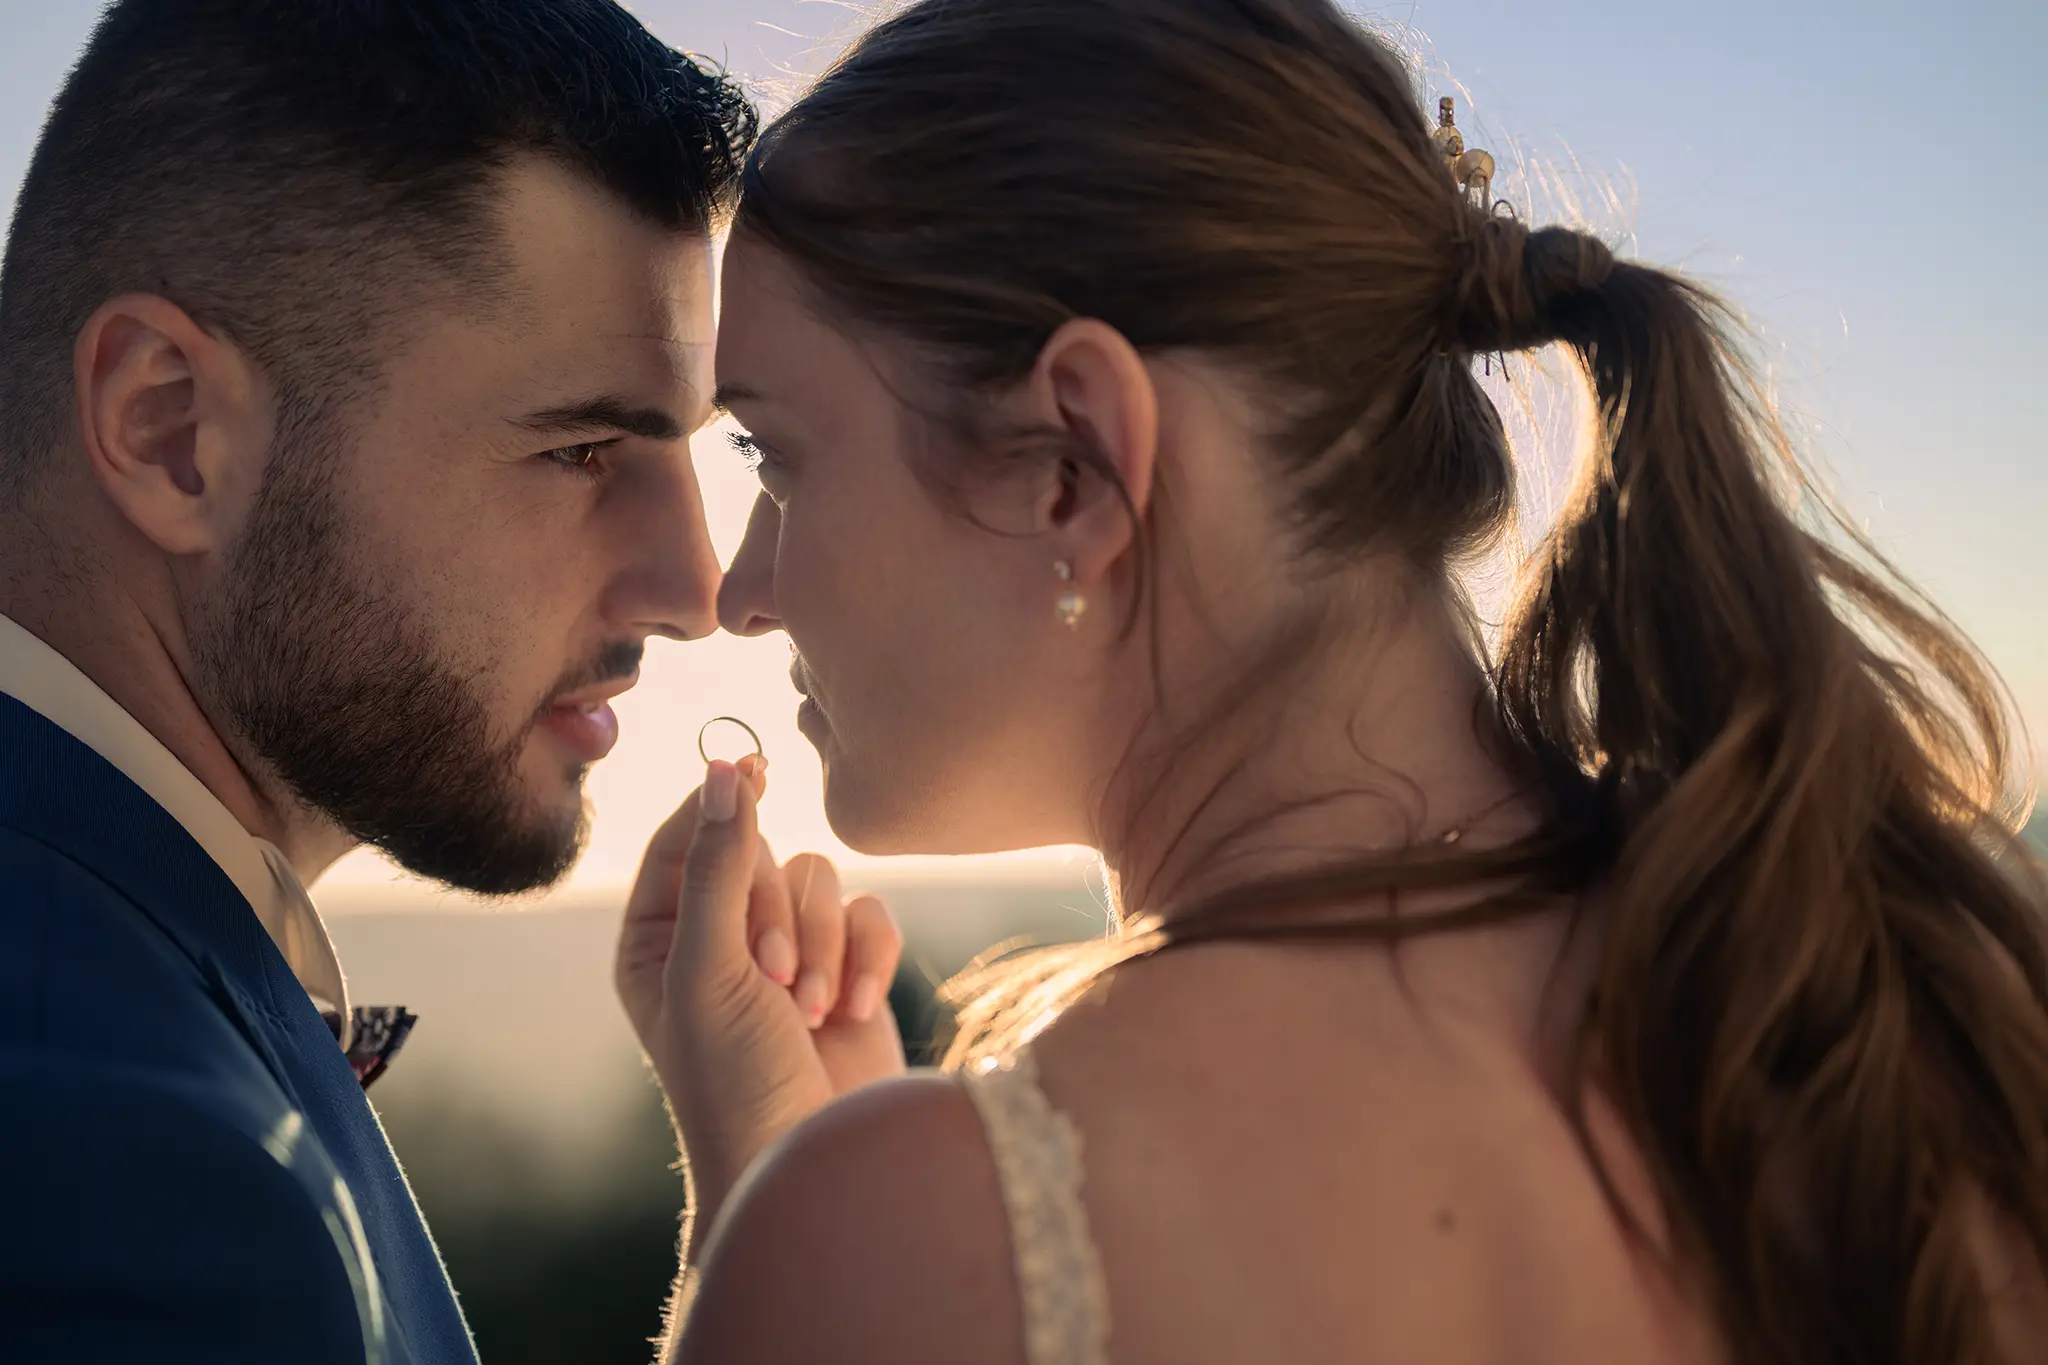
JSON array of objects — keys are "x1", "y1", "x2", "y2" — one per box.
[{"x1": 615, "y1": 757, "x2": 907, "y2": 1226}]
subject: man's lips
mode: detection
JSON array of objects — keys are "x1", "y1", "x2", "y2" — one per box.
[
  {"x1": 538, "y1": 673, "x2": 637, "y2": 764},
  {"x1": 551, "y1": 672, "x2": 641, "y2": 713}
]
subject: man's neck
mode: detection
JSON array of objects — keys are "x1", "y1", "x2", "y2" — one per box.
[{"x1": 0, "y1": 573, "x2": 355, "y2": 882}]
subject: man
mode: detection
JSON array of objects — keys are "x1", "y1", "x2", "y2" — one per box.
[{"x1": 0, "y1": 3, "x2": 753, "y2": 1359}]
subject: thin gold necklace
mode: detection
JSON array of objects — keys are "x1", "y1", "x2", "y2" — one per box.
[{"x1": 1434, "y1": 787, "x2": 1526, "y2": 846}]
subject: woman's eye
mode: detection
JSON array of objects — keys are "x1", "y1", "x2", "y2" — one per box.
[
  {"x1": 727, "y1": 432, "x2": 790, "y2": 497},
  {"x1": 727, "y1": 430, "x2": 770, "y2": 472}
]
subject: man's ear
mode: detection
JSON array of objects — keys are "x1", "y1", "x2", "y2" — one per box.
[
  {"x1": 1024, "y1": 318, "x2": 1158, "y2": 588},
  {"x1": 72, "y1": 293, "x2": 270, "y2": 557}
]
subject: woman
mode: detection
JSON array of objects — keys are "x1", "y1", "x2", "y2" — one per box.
[{"x1": 614, "y1": 0, "x2": 2048, "y2": 1360}]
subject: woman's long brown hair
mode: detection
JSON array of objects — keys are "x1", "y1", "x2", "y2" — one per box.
[{"x1": 734, "y1": 1, "x2": 2048, "y2": 1359}]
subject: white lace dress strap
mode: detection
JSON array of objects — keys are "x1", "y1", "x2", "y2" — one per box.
[{"x1": 958, "y1": 1049, "x2": 1113, "y2": 1365}]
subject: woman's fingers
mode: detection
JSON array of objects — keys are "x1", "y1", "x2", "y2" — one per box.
[
  {"x1": 784, "y1": 852, "x2": 845, "y2": 1028},
  {"x1": 621, "y1": 748, "x2": 763, "y2": 959},
  {"x1": 837, "y1": 894, "x2": 903, "y2": 1025},
  {"x1": 729, "y1": 755, "x2": 797, "y2": 986},
  {"x1": 622, "y1": 787, "x2": 702, "y2": 935},
  {"x1": 671, "y1": 760, "x2": 764, "y2": 993},
  {"x1": 652, "y1": 752, "x2": 895, "y2": 1040},
  {"x1": 613, "y1": 787, "x2": 704, "y2": 1038},
  {"x1": 743, "y1": 836, "x2": 797, "y2": 987}
]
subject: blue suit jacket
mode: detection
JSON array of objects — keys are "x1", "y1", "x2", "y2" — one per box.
[{"x1": 0, "y1": 693, "x2": 478, "y2": 1364}]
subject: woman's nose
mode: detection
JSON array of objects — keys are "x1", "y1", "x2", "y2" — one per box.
[{"x1": 717, "y1": 493, "x2": 783, "y2": 637}]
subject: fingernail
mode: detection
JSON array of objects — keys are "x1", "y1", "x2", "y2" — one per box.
[
  {"x1": 795, "y1": 970, "x2": 831, "y2": 1027},
  {"x1": 702, "y1": 761, "x2": 737, "y2": 822},
  {"x1": 846, "y1": 974, "x2": 883, "y2": 1023},
  {"x1": 755, "y1": 928, "x2": 797, "y2": 985}
]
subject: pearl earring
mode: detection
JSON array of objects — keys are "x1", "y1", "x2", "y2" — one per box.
[{"x1": 1053, "y1": 561, "x2": 1088, "y2": 629}]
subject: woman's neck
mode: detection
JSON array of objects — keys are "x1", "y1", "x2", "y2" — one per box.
[{"x1": 1095, "y1": 584, "x2": 1533, "y2": 924}]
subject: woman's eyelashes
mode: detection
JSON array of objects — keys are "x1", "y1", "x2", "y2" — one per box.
[
  {"x1": 728, "y1": 431, "x2": 791, "y2": 494},
  {"x1": 726, "y1": 430, "x2": 769, "y2": 471}
]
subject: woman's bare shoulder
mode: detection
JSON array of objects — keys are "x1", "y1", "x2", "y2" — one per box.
[
  {"x1": 679, "y1": 1073, "x2": 1028, "y2": 1365},
  {"x1": 1019, "y1": 946, "x2": 1727, "y2": 1365}
]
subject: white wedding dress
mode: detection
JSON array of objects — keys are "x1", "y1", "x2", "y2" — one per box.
[{"x1": 959, "y1": 1049, "x2": 1114, "y2": 1365}]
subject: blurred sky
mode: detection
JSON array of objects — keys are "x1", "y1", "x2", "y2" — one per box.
[{"x1": 2, "y1": 0, "x2": 2041, "y2": 894}]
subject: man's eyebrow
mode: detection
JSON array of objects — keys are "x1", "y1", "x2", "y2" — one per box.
[
  {"x1": 514, "y1": 395, "x2": 684, "y2": 442},
  {"x1": 712, "y1": 383, "x2": 763, "y2": 415}
]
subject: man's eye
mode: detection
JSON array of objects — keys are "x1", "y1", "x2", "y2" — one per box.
[{"x1": 541, "y1": 441, "x2": 611, "y2": 477}]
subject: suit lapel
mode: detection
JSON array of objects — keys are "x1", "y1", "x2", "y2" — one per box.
[
  {"x1": 0, "y1": 695, "x2": 291, "y2": 1003},
  {"x1": 0, "y1": 694, "x2": 329, "y2": 1102},
  {"x1": 0, "y1": 694, "x2": 458, "y2": 1361}
]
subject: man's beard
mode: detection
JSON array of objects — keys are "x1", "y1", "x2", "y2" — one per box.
[{"x1": 191, "y1": 439, "x2": 604, "y2": 896}]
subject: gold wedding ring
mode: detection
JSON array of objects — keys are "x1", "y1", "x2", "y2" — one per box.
[{"x1": 697, "y1": 715, "x2": 765, "y2": 767}]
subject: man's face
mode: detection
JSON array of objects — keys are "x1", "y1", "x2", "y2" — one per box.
[{"x1": 191, "y1": 157, "x2": 721, "y2": 894}]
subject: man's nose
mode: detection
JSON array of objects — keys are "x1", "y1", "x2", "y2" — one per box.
[
  {"x1": 612, "y1": 459, "x2": 722, "y2": 642},
  {"x1": 717, "y1": 493, "x2": 782, "y2": 638}
]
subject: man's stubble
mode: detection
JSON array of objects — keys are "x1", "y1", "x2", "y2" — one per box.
[{"x1": 189, "y1": 411, "x2": 590, "y2": 895}]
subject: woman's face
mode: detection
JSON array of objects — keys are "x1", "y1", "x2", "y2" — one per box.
[{"x1": 713, "y1": 237, "x2": 1106, "y2": 854}]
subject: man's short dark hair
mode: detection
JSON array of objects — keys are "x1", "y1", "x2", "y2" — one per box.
[{"x1": 0, "y1": 0, "x2": 757, "y2": 498}]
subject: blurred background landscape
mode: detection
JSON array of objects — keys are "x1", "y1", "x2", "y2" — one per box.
[{"x1": 3, "y1": 0, "x2": 2043, "y2": 1358}]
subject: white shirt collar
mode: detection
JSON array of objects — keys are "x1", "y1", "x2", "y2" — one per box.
[{"x1": 0, "y1": 612, "x2": 350, "y2": 1030}]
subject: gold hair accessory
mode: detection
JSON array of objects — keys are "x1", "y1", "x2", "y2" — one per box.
[
  {"x1": 1435, "y1": 95, "x2": 1515, "y2": 376},
  {"x1": 1432, "y1": 96, "x2": 1495, "y2": 212},
  {"x1": 697, "y1": 715, "x2": 765, "y2": 766},
  {"x1": 1053, "y1": 560, "x2": 1088, "y2": 629}
]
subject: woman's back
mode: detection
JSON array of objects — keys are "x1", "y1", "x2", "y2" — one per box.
[
  {"x1": 973, "y1": 906, "x2": 2047, "y2": 1364},
  {"x1": 996, "y1": 912, "x2": 1722, "y2": 1363}
]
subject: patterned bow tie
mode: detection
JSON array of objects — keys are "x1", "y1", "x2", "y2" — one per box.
[{"x1": 323, "y1": 1005, "x2": 418, "y2": 1090}]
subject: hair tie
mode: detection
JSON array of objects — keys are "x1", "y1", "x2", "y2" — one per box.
[{"x1": 1448, "y1": 220, "x2": 1614, "y2": 355}]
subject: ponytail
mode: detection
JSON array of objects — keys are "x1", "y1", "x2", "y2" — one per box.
[{"x1": 1481, "y1": 221, "x2": 2048, "y2": 1364}]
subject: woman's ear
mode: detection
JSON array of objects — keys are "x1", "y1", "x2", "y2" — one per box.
[{"x1": 1026, "y1": 318, "x2": 1157, "y2": 585}]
